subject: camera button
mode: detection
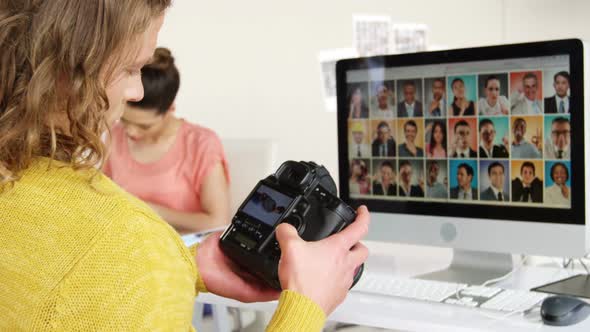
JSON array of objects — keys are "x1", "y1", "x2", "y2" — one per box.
[
  {"x1": 283, "y1": 215, "x2": 302, "y2": 231},
  {"x1": 297, "y1": 201, "x2": 309, "y2": 211}
]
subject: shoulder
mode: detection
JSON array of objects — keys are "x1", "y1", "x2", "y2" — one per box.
[
  {"x1": 179, "y1": 121, "x2": 226, "y2": 167},
  {"x1": 181, "y1": 121, "x2": 222, "y2": 147},
  {"x1": 77, "y1": 176, "x2": 197, "y2": 281},
  {"x1": 5, "y1": 161, "x2": 195, "y2": 280},
  {"x1": 54, "y1": 206, "x2": 196, "y2": 329},
  {"x1": 512, "y1": 95, "x2": 525, "y2": 104}
]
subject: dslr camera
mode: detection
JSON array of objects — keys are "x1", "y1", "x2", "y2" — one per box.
[{"x1": 220, "y1": 160, "x2": 363, "y2": 289}]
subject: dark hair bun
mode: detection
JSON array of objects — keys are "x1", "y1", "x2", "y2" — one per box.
[
  {"x1": 150, "y1": 47, "x2": 174, "y2": 70},
  {"x1": 130, "y1": 47, "x2": 180, "y2": 114}
]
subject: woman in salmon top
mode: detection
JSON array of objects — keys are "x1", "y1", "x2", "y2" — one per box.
[{"x1": 104, "y1": 47, "x2": 230, "y2": 234}]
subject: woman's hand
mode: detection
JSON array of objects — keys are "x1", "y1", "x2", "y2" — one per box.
[
  {"x1": 275, "y1": 206, "x2": 370, "y2": 315},
  {"x1": 429, "y1": 100, "x2": 439, "y2": 114},
  {"x1": 560, "y1": 184, "x2": 570, "y2": 199},
  {"x1": 500, "y1": 102, "x2": 509, "y2": 115},
  {"x1": 195, "y1": 232, "x2": 281, "y2": 302}
]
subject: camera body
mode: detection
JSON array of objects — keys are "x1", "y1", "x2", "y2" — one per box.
[{"x1": 220, "y1": 161, "x2": 360, "y2": 289}]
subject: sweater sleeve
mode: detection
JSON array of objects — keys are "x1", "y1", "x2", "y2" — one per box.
[
  {"x1": 266, "y1": 290, "x2": 326, "y2": 331},
  {"x1": 189, "y1": 244, "x2": 208, "y2": 293}
]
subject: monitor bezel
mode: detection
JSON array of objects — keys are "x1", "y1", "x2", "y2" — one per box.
[{"x1": 336, "y1": 39, "x2": 585, "y2": 225}]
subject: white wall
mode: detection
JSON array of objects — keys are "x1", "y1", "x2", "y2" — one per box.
[
  {"x1": 158, "y1": 0, "x2": 586, "y2": 179},
  {"x1": 503, "y1": 0, "x2": 590, "y2": 43}
]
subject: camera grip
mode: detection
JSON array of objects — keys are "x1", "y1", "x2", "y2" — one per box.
[
  {"x1": 320, "y1": 207, "x2": 364, "y2": 289},
  {"x1": 317, "y1": 204, "x2": 356, "y2": 237}
]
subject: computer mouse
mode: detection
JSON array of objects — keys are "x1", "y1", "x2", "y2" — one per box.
[{"x1": 540, "y1": 295, "x2": 590, "y2": 326}]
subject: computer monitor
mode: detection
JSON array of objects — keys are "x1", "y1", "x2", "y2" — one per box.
[{"x1": 336, "y1": 39, "x2": 589, "y2": 284}]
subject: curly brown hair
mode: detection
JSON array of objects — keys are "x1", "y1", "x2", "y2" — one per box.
[{"x1": 0, "y1": 0, "x2": 171, "y2": 184}]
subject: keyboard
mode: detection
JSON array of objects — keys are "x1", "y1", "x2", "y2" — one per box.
[{"x1": 353, "y1": 274, "x2": 548, "y2": 313}]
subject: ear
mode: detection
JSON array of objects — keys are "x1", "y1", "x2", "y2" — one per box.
[
  {"x1": 162, "y1": 103, "x2": 176, "y2": 120},
  {"x1": 167, "y1": 102, "x2": 176, "y2": 114}
]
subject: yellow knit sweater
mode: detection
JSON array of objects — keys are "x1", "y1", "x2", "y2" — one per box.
[{"x1": 0, "y1": 158, "x2": 325, "y2": 331}]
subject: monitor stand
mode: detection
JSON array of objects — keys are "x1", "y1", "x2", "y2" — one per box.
[{"x1": 417, "y1": 249, "x2": 514, "y2": 285}]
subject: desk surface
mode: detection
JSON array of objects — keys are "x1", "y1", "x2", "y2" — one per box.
[{"x1": 197, "y1": 242, "x2": 590, "y2": 331}]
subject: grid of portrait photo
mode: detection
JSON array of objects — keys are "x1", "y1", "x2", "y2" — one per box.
[{"x1": 346, "y1": 66, "x2": 572, "y2": 208}]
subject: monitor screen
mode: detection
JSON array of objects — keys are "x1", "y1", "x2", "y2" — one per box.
[
  {"x1": 337, "y1": 40, "x2": 584, "y2": 224},
  {"x1": 242, "y1": 184, "x2": 294, "y2": 226}
]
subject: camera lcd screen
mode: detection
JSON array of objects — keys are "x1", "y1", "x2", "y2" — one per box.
[{"x1": 242, "y1": 184, "x2": 295, "y2": 226}]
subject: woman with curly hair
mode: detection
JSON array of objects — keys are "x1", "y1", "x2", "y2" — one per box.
[{"x1": 0, "y1": 1, "x2": 369, "y2": 330}]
